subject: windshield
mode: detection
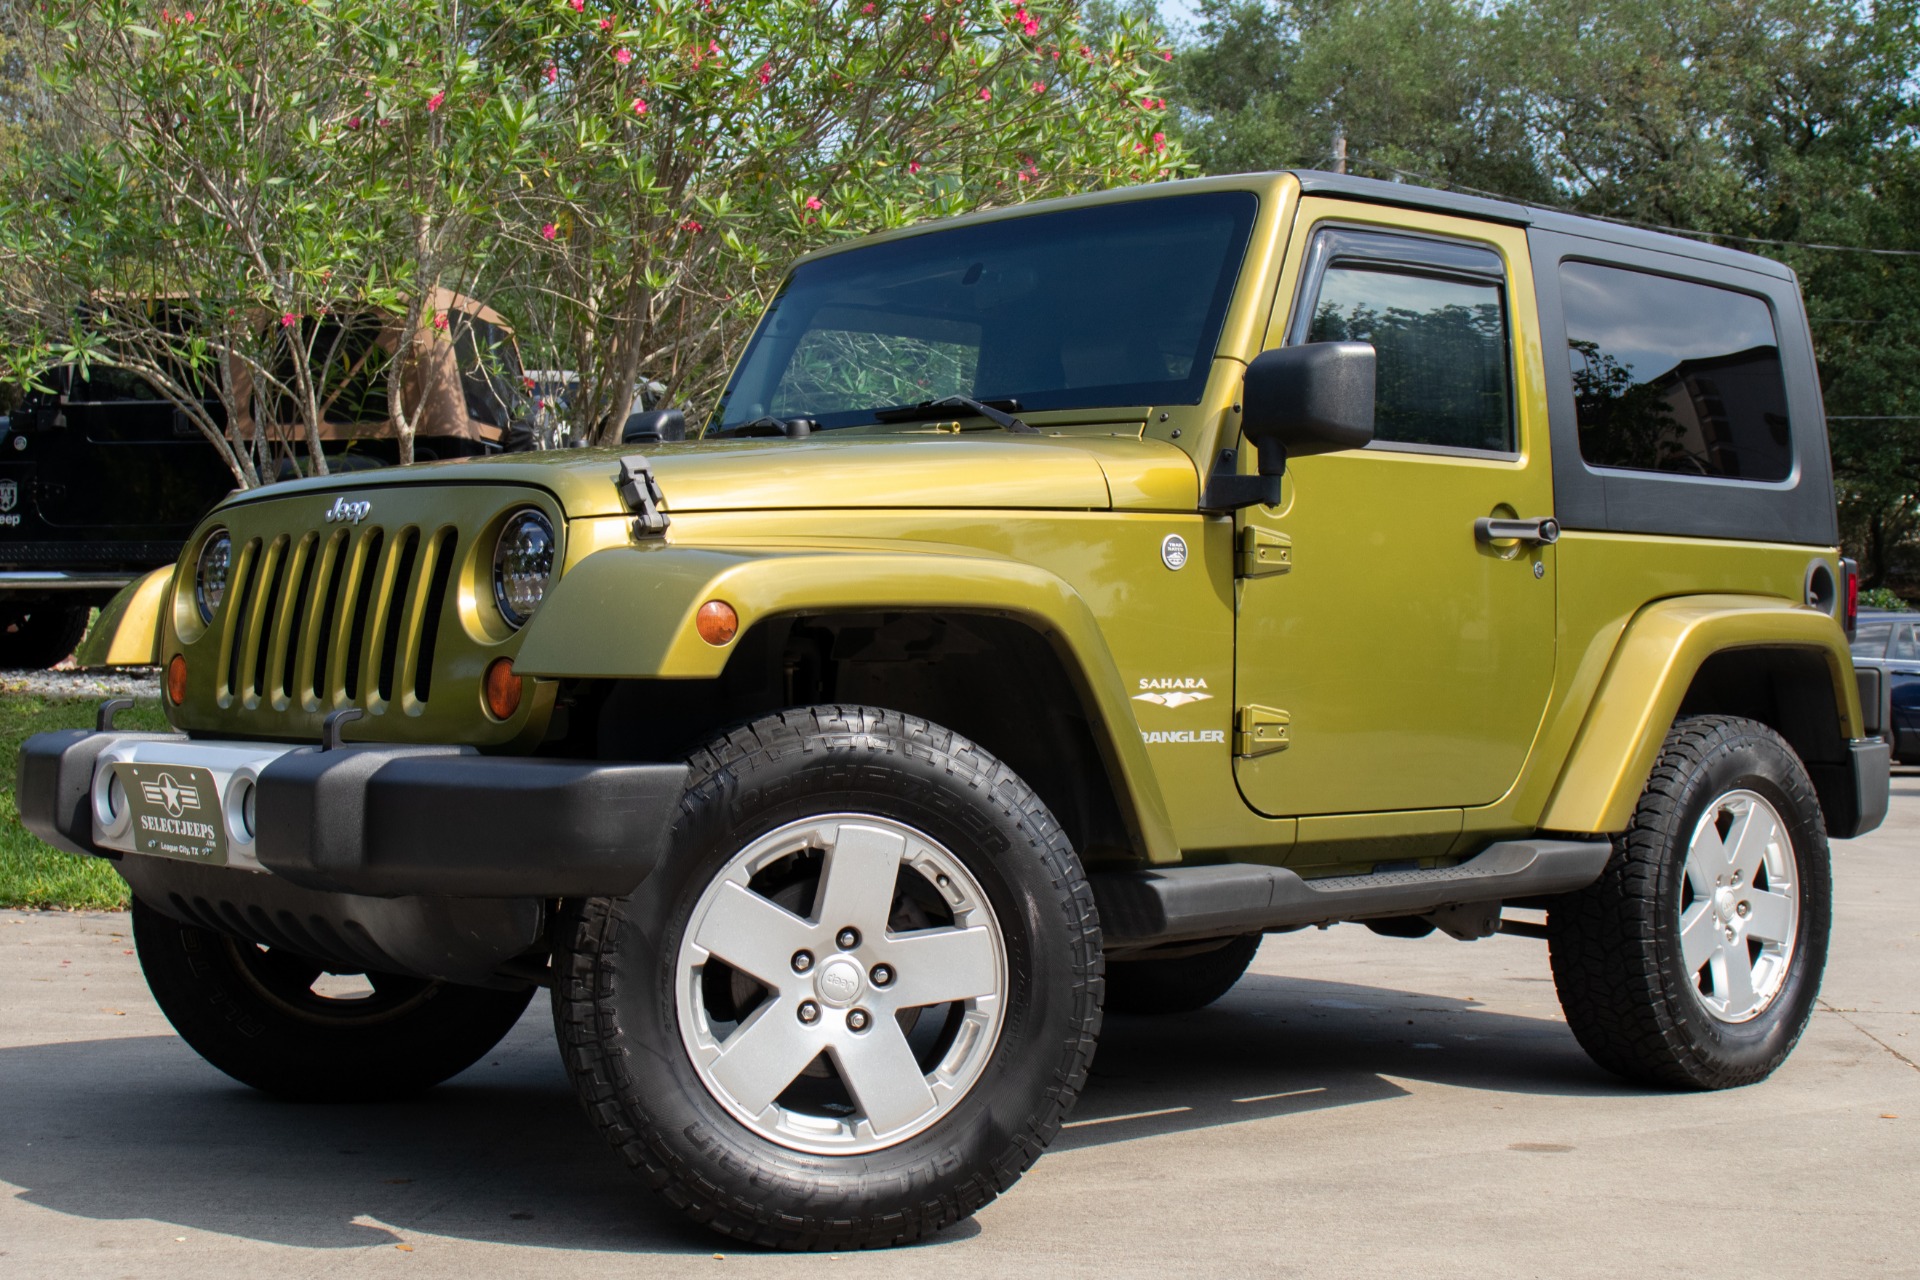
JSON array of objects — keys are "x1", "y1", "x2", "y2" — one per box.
[{"x1": 713, "y1": 191, "x2": 1258, "y2": 432}]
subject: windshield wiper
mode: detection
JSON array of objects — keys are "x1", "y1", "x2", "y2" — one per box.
[{"x1": 871, "y1": 396, "x2": 1038, "y2": 435}]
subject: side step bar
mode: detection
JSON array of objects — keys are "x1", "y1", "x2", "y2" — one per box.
[{"x1": 1091, "y1": 839, "x2": 1614, "y2": 947}]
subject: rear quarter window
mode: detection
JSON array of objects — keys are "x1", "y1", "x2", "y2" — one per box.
[
  {"x1": 1560, "y1": 261, "x2": 1793, "y2": 482},
  {"x1": 1852, "y1": 621, "x2": 1893, "y2": 659}
]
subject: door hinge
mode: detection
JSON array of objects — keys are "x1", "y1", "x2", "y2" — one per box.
[
  {"x1": 1235, "y1": 704, "x2": 1292, "y2": 757},
  {"x1": 1238, "y1": 526, "x2": 1292, "y2": 578}
]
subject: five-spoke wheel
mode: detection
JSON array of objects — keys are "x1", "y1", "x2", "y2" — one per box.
[
  {"x1": 551, "y1": 706, "x2": 1102, "y2": 1251},
  {"x1": 678, "y1": 815, "x2": 1006, "y2": 1152},
  {"x1": 1549, "y1": 715, "x2": 1830, "y2": 1089}
]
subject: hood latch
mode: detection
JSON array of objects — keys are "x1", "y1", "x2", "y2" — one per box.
[{"x1": 616, "y1": 454, "x2": 671, "y2": 538}]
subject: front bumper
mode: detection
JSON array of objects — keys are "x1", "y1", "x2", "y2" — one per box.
[{"x1": 17, "y1": 729, "x2": 688, "y2": 899}]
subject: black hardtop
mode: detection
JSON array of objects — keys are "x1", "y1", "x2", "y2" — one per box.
[{"x1": 1289, "y1": 170, "x2": 1797, "y2": 284}]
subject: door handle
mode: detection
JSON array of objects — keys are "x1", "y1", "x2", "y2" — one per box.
[{"x1": 1475, "y1": 516, "x2": 1560, "y2": 546}]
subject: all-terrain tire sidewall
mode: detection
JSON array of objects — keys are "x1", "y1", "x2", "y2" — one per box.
[
  {"x1": 132, "y1": 897, "x2": 536, "y2": 1102},
  {"x1": 553, "y1": 706, "x2": 1102, "y2": 1248},
  {"x1": 1550, "y1": 716, "x2": 1832, "y2": 1089}
]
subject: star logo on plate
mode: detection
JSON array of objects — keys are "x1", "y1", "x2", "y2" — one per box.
[{"x1": 140, "y1": 772, "x2": 202, "y2": 818}]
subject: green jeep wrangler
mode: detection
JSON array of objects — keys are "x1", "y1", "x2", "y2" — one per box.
[{"x1": 20, "y1": 172, "x2": 1890, "y2": 1250}]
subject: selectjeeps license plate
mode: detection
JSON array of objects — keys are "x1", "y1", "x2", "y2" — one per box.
[{"x1": 111, "y1": 762, "x2": 228, "y2": 866}]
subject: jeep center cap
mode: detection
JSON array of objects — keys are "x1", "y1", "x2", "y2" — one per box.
[{"x1": 814, "y1": 956, "x2": 866, "y2": 1008}]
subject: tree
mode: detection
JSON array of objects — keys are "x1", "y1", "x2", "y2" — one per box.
[
  {"x1": 1, "y1": 0, "x2": 1185, "y2": 479},
  {"x1": 1163, "y1": 0, "x2": 1920, "y2": 592}
]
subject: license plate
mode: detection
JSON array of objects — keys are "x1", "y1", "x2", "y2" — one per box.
[{"x1": 112, "y1": 762, "x2": 228, "y2": 865}]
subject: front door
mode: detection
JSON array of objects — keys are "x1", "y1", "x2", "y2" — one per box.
[{"x1": 1233, "y1": 203, "x2": 1557, "y2": 819}]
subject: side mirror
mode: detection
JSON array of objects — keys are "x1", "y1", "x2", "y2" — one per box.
[
  {"x1": 621, "y1": 408, "x2": 687, "y2": 445},
  {"x1": 1204, "y1": 341, "x2": 1375, "y2": 511}
]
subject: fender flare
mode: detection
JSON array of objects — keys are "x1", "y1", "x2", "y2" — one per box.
[
  {"x1": 515, "y1": 543, "x2": 1180, "y2": 864},
  {"x1": 74, "y1": 567, "x2": 172, "y2": 667},
  {"x1": 1539, "y1": 594, "x2": 1861, "y2": 834}
]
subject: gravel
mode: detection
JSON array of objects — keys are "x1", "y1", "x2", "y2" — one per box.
[{"x1": 0, "y1": 667, "x2": 162, "y2": 701}]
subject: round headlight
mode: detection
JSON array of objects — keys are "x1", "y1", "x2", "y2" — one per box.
[
  {"x1": 493, "y1": 510, "x2": 554, "y2": 628},
  {"x1": 195, "y1": 530, "x2": 231, "y2": 623}
]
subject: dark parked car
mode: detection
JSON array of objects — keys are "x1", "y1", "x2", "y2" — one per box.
[
  {"x1": 1852, "y1": 609, "x2": 1919, "y2": 763},
  {"x1": 0, "y1": 292, "x2": 529, "y2": 668},
  {"x1": 0, "y1": 365, "x2": 237, "y2": 668}
]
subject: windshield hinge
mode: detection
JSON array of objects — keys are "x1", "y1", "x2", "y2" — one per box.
[
  {"x1": 616, "y1": 454, "x2": 671, "y2": 538},
  {"x1": 1238, "y1": 526, "x2": 1292, "y2": 578},
  {"x1": 1235, "y1": 705, "x2": 1291, "y2": 758}
]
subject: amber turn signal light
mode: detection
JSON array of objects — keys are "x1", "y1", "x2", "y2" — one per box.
[
  {"x1": 696, "y1": 600, "x2": 739, "y2": 646},
  {"x1": 165, "y1": 654, "x2": 188, "y2": 705},
  {"x1": 484, "y1": 657, "x2": 524, "y2": 720}
]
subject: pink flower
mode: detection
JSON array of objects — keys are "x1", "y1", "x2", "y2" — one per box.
[
  {"x1": 710, "y1": 41, "x2": 721, "y2": 55},
  {"x1": 545, "y1": 63, "x2": 558, "y2": 84},
  {"x1": 1031, "y1": 80, "x2": 1045, "y2": 92},
  {"x1": 541, "y1": 222, "x2": 558, "y2": 240},
  {"x1": 759, "y1": 61, "x2": 773, "y2": 85},
  {"x1": 569, "y1": 0, "x2": 582, "y2": 9},
  {"x1": 978, "y1": 85, "x2": 991, "y2": 100},
  {"x1": 631, "y1": 97, "x2": 648, "y2": 114},
  {"x1": 908, "y1": 160, "x2": 921, "y2": 174},
  {"x1": 861, "y1": 1, "x2": 874, "y2": 11},
  {"x1": 1141, "y1": 95, "x2": 1152, "y2": 109},
  {"x1": 280, "y1": 313, "x2": 297, "y2": 327},
  {"x1": 427, "y1": 91, "x2": 445, "y2": 112},
  {"x1": 681, "y1": 218, "x2": 704, "y2": 232},
  {"x1": 433, "y1": 312, "x2": 449, "y2": 331},
  {"x1": 598, "y1": 17, "x2": 611, "y2": 29},
  {"x1": 805, "y1": 195, "x2": 823, "y2": 210},
  {"x1": 614, "y1": 47, "x2": 631, "y2": 63},
  {"x1": 347, "y1": 116, "x2": 363, "y2": 129},
  {"x1": 922, "y1": 11, "x2": 933, "y2": 20},
  {"x1": 1161, "y1": 49, "x2": 1173, "y2": 61}
]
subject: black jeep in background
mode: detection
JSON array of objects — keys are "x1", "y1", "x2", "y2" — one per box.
[{"x1": 0, "y1": 366, "x2": 236, "y2": 668}]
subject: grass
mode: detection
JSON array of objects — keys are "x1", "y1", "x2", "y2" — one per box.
[{"x1": 0, "y1": 693, "x2": 169, "y2": 910}]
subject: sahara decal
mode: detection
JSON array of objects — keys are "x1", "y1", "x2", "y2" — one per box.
[{"x1": 1133, "y1": 676, "x2": 1214, "y2": 709}]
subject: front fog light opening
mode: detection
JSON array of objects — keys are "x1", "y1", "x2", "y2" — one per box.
[
  {"x1": 227, "y1": 776, "x2": 257, "y2": 846},
  {"x1": 493, "y1": 510, "x2": 555, "y2": 628},
  {"x1": 95, "y1": 769, "x2": 130, "y2": 837},
  {"x1": 195, "y1": 529, "x2": 232, "y2": 623}
]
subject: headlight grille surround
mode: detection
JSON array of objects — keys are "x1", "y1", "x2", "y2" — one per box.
[
  {"x1": 493, "y1": 509, "x2": 555, "y2": 628},
  {"x1": 194, "y1": 529, "x2": 232, "y2": 623}
]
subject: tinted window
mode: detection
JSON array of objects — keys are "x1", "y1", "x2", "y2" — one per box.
[
  {"x1": 1852, "y1": 621, "x2": 1893, "y2": 659},
  {"x1": 451, "y1": 310, "x2": 524, "y2": 430},
  {"x1": 1306, "y1": 264, "x2": 1513, "y2": 452},
  {"x1": 68, "y1": 365, "x2": 165, "y2": 402},
  {"x1": 1561, "y1": 262, "x2": 1792, "y2": 481},
  {"x1": 1893, "y1": 623, "x2": 1920, "y2": 662},
  {"x1": 271, "y1": 314, "x2": 391, "y2": 425},
  {"x1": 717, "y1": 192, "x2": 1257, "y2": 430}
]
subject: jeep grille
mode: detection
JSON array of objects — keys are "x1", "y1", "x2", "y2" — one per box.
[{"x1": 217, "y1": 523, "x2": 457, "y2": 714}]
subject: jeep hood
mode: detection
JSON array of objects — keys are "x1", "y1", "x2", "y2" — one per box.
[{"x1": 227, "y1": 433, "x2": 1202, "y2": 517}]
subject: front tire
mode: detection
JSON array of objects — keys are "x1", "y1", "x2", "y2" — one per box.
[
  {"x1": 132, "y1": 897, "x2": 535, "y2": 1101},
  {"x1": 551, "y1": 706, "x2": 1103, "y2": 1251},
  {"x1": 0, "y1": 601, "x2": 89, "y2": 669},
  {"x1": 1547, "y1": 715, "x2": 1831, "y2": 1089}
]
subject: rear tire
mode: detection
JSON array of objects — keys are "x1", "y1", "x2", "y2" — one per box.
[
  {"x1": 1547, "y1": 716, "x2": 1830, "y2": 1089},
  {"x1": 1106, "y1": 934, "x2": 1261, "y2": 1015},
  {"x1": 0, "y1": 602, "x2": 90, "y2": 669},
  {"x1": 132, "y1": 897, "x2": 535, "y2": 1101},
  {"x1": 551, "y1": 706, "x2": 1103, "y2": 1251}
]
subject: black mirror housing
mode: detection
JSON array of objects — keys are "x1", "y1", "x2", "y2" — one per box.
[
  {"x1": 1243, "y1": 341, "x2": 1375, "y2": 465},
  {"x1": 1204, "y1": 341, "x2": 1375, "y2": 511},
  {"x1": 621, "y1": 408, "x2": 687, "y2": 445}
]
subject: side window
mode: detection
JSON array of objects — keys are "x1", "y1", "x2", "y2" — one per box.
[
  {"x1": 1298, "y1": 233, "x2": 1514, "y2": 453},
  {"x1": 67, "y1": 365, "x2": 165, "y2": 403},
  {"x1": 1892, "y1": 623, "x2": 1920, "y2": 662},
  {"x1": 1560, "y1": 262, "x2": 1792, "y2": 482},
  {"x1": 1852, "y1": 620, "x2": 1893, "y2": 659}
]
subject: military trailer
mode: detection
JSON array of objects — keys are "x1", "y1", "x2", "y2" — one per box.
[{"x1": 20, "y1": 172, "x2": 1888, "y2": 1249}]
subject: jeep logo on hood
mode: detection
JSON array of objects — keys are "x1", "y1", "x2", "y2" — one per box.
[{"x1": 324, "y1": 497, "x2": 372, "y2": 525}]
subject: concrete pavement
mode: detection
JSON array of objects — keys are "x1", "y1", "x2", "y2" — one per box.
[{"x1": 2, "y1": 777, "x2": 1916, "y2": 1278}]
